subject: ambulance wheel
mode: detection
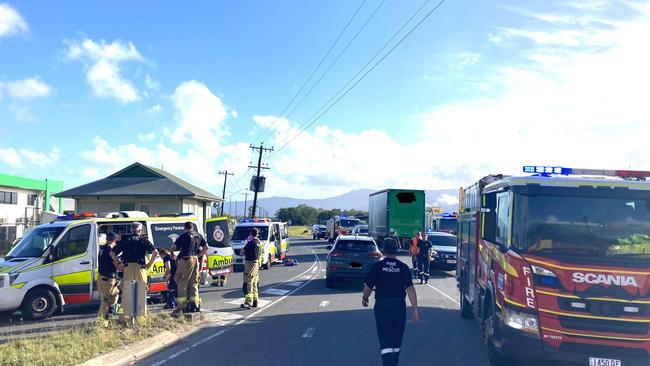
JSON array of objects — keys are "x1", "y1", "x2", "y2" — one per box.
[
  {"x1": 263, "y1": 254, "x2": 272, "y2": 270},
  {"x1": 22, "y1": 288, "x2": 57, "y2": 320}
]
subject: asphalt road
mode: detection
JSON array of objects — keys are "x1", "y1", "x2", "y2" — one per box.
[{"x1": 141, "y1": 238, "x2": 494, "y2": 366}]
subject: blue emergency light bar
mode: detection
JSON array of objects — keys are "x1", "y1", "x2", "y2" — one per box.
[{"x1": 523, "y1": 165, "x2": 572, "y2": 176}]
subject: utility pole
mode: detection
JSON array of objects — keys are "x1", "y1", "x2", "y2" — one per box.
[
  {"x1": 242, "y1": 191, "x2": 250, "y2": 220},
  {"x1": 218, "y1": 171, "x2": 234, "y2": 216},
  {"x1": 248, "y1": 144, "x2": 273, "y2": 218}
]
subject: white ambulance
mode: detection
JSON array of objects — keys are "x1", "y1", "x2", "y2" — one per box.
[
  {"x1": 231, "y1": 219, "x2": 289, "y2": 269},
  {"x1": 0, "y1": 212, "x2": 219, "y2": 320}
]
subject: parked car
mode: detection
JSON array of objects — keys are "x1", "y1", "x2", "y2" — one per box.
[
  {"x1": 325, "y1": 235, "x2": 383, "y2": 288},
  {"x1": 351, "y1": 224, "x2": 369, "y2": 236},
  {"x1": 427, "y1": 231, "x2": 457, "y2": 271},
  {"x1": 312, "y1": 225, "x2": 328, "y2": 240}
]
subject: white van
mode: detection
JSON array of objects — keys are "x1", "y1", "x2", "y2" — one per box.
[
  {"x1": 231, "y1": 219, "x2": 289, "y2": 269},
  {"x1": 0, "y1": 212, "x2": 219, "y2": 320}
]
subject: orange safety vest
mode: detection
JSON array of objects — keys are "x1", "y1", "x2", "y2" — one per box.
[{"x1": 409, "y1": 238, "x2": 419, "y2": 256}]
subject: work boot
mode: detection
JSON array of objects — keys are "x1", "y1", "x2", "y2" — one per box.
[
  {"x1": 252, "y1": 300, "x2": 258, "y2": 308},
  {"x1": 240, "y1": 303, "x2": 252, "y2": 310}
]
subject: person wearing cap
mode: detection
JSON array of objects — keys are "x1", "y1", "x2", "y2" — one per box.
[
  {"x1": 170, "y1": 221, "x2": 208, "y2": 314},
  {"x1": 97, "y1": 232, "x2": 119, "y2": 323},
  {"x1": 362, "y1": 238, "x2": 419, "y2": 366}
]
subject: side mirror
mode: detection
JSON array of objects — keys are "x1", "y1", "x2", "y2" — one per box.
[{"x1": 325, "y1": 245, "x2": 333, "y2": 251}]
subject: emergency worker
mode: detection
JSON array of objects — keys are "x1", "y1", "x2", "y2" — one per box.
[
  {"x1": 362, "y1": 238, "x2": 418, "y2": 366},
  {"x1": 409, "y1": 232, "x2": 421, "y2": 279},
  {"x1": 97, "y1": 232, "x2": 119, "y2": 323},
  {"x1": 417, "y1": 233, "x2": 433, "y2": 284},
  {"x1": 240, "y1": 228, "x2": 261, "y2": 309},
  {"x1": 110, "y1": 223, "x2": 157, "y2": 322},
  {"x1": 170, "y1": 222, "x2": 208, "y2": 314}
]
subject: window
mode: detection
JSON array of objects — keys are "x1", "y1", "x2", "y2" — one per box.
[
  {"x1": 0, "y1": 191, "x2": 17, "y2": 205},
  {"x1": 55, "y1": 225, "x2": 91, "y2": 260},
  {"x1": 119, "y1": 203, "x2": 135, "y2": 211},
  {"x1": 27, "y1": 194, "x2": 38, "y2": 206},
  {"x1": 139, "y1": 204, "x2": 151, "y2": 215},
  {"x1": 496, "y1": 192, "x2": 510, "y2": 246}
]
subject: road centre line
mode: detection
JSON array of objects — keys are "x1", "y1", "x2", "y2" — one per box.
[
  {"x1": 302, "y1": 327, "x2": 317, "y2": 338},
  {"x1": 425, "y1": 284, "x2": 460, "y2": 306},
  {"x1": 319, "y1": 301, "x2": 330, "y2": 307},
  {"x1": 150, "y1": 250, "x2": 321, "y2": 366}
]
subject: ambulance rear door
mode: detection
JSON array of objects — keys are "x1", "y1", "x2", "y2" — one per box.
[{"x1": 205, "y1": 217, "x2": 234, "y2": 274}]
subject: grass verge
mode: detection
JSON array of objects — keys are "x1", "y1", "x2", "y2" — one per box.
[
  {"x1": 0, "y1": 313, "x2": 191, "y2": 366},
  {"x1": 288, "y1": 225, "x2": 311, "y2": 237}
]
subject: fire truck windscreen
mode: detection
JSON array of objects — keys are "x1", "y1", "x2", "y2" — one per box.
[
  {"x1": 340, "y1": 219, "x2": 361, "y2": 228},
  {"x1": 438, "y1": 219, "x2": 457, "y2": 232},
  {"x1": 511, "y1": 189, "x2": 650, "y2": 267}
]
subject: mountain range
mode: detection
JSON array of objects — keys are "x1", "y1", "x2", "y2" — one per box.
[{"x1": 217, "y1": 188, "x2": 460, "y2": 217}]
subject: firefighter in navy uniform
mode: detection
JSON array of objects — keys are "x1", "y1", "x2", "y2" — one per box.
[
  {"x1": 362, "y1": 238, "x2": 419, "y2": 366},
  {"x1": 97, "y1": 232, "x2": 119, "y2": 324},
  {"x1": 171, "y1": 222, "x2": 208, "y2": 314}
]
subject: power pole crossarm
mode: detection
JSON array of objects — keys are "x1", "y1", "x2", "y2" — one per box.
[
  {"x1": 248, "y1": 144, "x2": 273, "y2": 218},
  {"x1": 218, "y1": 170, "x2": 234, "y2": 216}
]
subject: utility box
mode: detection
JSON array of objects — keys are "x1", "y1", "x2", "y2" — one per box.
[{"x1": 249, "y1": 176, "x2": 266, "y2": 192}]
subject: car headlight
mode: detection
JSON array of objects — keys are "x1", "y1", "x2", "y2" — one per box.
[
  {"x1": 530, "y1": 264, "x2": 559, "y2": 287},
  {"x1": 502, "y1": 307, "x2": 540, "y2": 336},
  {"x1": 531, "y1": 265, "x2": 556, "y2": 277}
]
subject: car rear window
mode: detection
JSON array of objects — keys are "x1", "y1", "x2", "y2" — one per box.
[
  {"x1": 335, "y1": 240, "x2": 377, "y2": 252},
  {"x1": 429, "y1": 235, "x2": 457, "y2": 247}
]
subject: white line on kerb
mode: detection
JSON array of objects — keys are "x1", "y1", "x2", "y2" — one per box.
[
  {"x1": 426, "y1": 284, "x2": 460, "y2": 306},
  {"x1": 319, "y1": 301, "x2": 330, "y2": 308},
  {"x1": 149, "y1": 250, "x2": 321, "y2": 366},
  {"x1": 302, "y1": 327, "x2": 316, "y2": 338}
]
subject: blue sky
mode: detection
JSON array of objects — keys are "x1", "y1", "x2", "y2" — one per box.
[{"x1": 2, "y1": 1, "x2": 650, "y2": 202}]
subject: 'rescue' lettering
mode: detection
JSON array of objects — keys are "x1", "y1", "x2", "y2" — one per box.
[{"x1": 572, "y1": 272, "x2": 638, "y2": 287}]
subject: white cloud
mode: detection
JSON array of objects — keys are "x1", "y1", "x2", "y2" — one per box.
[
  {"x1": 0, "y1": 147, "x2": 21, "y2": 167},
  {"x1": 66, "y1": 39, "x2": 144, "y2": 104},
  {"x1": 449, "y1": 52, "x2": 479, "y2": 71},
  {"x1": 19, "y1": 148, "x2": 60, "y2": 167},
  {"x1": 144, "y1": 74, "x2": 160, "y2": 90},
  {"x1": 0, "y1": 3, "x2": 28, "y2": 38},
  {"x1": 433, "y1": 194, "x2": 459, "y2": 207},
  {"x1": 168, "y1": 80, "x2": 229, "y2": 155},
  {"x1": 0, "y1": 77, "x2": 52, "y2": 100},
  {"x1": 147, "y1": 104, "x2": 161, "y2": 113}
]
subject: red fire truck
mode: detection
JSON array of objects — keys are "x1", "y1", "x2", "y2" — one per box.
[{"x1": 457, "y1": 166, "x2": 650, "y2": 365}]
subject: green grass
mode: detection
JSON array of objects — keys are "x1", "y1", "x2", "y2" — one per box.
[
  {"x1": 288, "y1": 225, "x2": 311, "y2": 237},
  {"x1": 0, "y1": 314, "x2": 190, "y2": 366}
]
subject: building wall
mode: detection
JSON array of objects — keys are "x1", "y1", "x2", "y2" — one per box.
[
  {"x1": 76, "y1": 196, "x2": 183, "y2": 217},
  {"x1": 0, "y1": 186, "x2": 44, "y2": 253},
  {"x1": 181, "y1": 198, "x2": 212, "y2": 225}
]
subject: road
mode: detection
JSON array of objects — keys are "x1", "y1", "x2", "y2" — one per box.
[{"x1": 141, "y1": 238, "x2": 493, "y2": 366}]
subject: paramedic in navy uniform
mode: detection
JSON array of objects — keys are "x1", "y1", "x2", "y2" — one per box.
[{"x1": 362, "y1": 238, "x2": 419, "y2": 366}]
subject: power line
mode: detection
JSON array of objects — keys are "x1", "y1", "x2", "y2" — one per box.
[
  {"x1": 266, "y1": 0, "x2": 447, "y2": 161},
  {"x1": 256, "y1": 0, "x2": 387, "y2": 144},
  {"x1": 253, "y1": 0, "x2": 369, "y2": 145}
]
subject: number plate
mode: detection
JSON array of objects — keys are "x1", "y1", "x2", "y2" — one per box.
[
  {"x1": 446, "y1": 259, "x2": 457, "y2": 264},
  {"x1": 589, "y1": 357, "x2": 621, "y2": 366}
]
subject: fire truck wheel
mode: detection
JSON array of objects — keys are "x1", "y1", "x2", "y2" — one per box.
[{"x1": 484, "y1": 300, "x2": 515, "y2": 366}]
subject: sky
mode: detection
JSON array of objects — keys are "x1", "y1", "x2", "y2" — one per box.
[{"x1": 1, "y1": 0, "x2": 650, "y2": 203}]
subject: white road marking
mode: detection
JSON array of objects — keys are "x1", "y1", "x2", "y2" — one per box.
[
  {"x1": 320, "y1": 269, "x2": 326, "y2": 272},
  {"x1": 301, "y1": 327, "x2": 316, "y2": 338},
  {"x1": 426, "y1": 284, "x2": 460, "y2": 305},
  {"x1": 319, "y1": 301, "x2": 330, "y2": 308},
  {"x1": 150, "y1": 251, "x2": 321, "y2": 366},
  {"x1": 225, "y1": 298, "x2": 271, "y2": 307},
  {"x1": 263, "y1": 288, "x2": 291, "y2": 296},
  {"x1": 286, "y1": 281, "x2": 304, "y2": 287}
]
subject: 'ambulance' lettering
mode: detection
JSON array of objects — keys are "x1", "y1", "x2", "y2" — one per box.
[{"x1": 572, "y1": 272, "x2": 638, "y2": 287}]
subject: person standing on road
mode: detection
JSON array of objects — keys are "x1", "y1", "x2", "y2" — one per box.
[
  {"x1": 97, "y1": 232, "x2": 119, "y2": 323},
  {"x1": 159, "y1": 249, "x2": 178, "y2": 310},
  {"x1": 409, "y1": 232, "x2": 421, "y2": 279},
  {"x1": 362, "y1": 238, "x2": 419, "y2": 366},
  {"x1": 171, "y1": 222, "x2": 208, "y2": 314},
  {"x1": 110, "y1": 222, "x2": 158, "y2": 322},
  {"x1": 241, "y1": 228, "x2": 262, "y2": 309},
  {"x1": 417, "y1": 233, "x2": 433, "y2": 284}
]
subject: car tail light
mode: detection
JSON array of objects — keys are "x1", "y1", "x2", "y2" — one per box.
[
  {"x1": 330, "y1": 251, "x2": 345, "y2": 257},
  {"x1": 368, "y1": 251, "x2": 383, "y2": 259}
]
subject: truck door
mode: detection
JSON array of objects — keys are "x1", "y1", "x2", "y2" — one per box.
[{"x1": 51, "y1": 223, "x2": 94, "y2": 304}]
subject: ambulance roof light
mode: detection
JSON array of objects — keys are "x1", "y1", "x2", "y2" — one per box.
[{"x1": 56, "y1": 211, "x2": 97, "y2": 220}]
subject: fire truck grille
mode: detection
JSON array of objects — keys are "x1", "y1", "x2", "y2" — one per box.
[
  {"x1": 558, "y1": 315, "x2": 649, "y2": 335},
  {"x1": 559, "y1": 343, "x2": 648, "y2": 359}
]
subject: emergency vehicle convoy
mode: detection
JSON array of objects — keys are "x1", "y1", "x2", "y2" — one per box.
[
  {"x1": 231, "y1": 219, "x2": 289, "y2": 269},
  {"x1": 456, "y1": 166, "x2": 650, "y2": 365},
  {"x1": 0, "y1": 212, "x2": 232, "y2": 320},
  {"x1": 326, "y1": 215, "x2": 362, "y2": 242}
]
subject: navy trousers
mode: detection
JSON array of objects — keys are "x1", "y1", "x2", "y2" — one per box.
[{"x1": 374, "y1": 298, "x2": 406, "y2": 366}]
